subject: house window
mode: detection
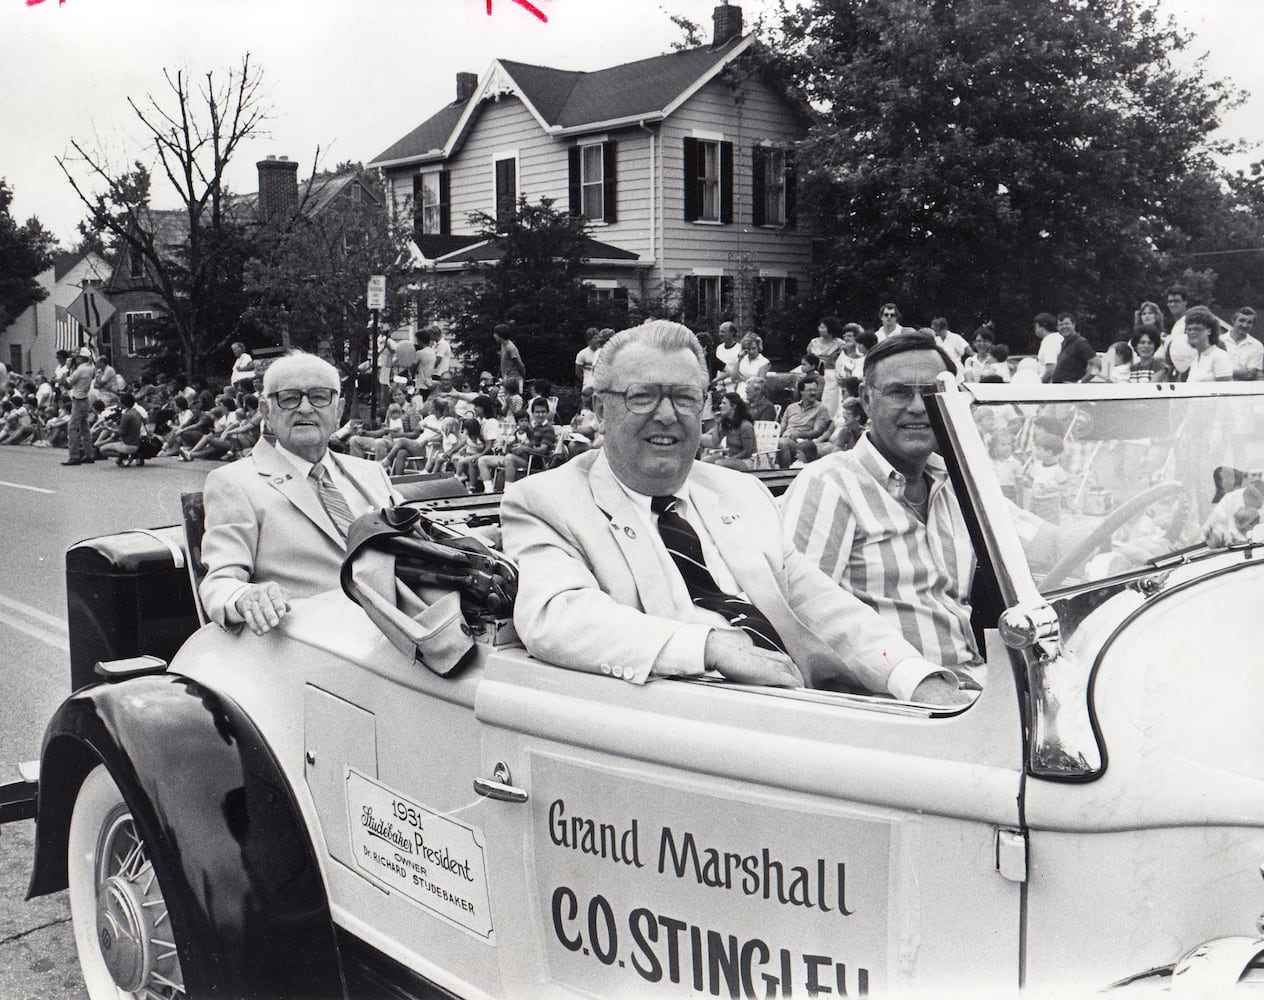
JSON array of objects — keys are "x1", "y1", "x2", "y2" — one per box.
[
  {"x1": 762, "y1": 277, "x2": 786, "y2": 311},
  {"x1": 569, "y1": 142, "x2": 618, "y2": 223},
  {"x1": 494, "y1": 156, "x2": 517, "y2": 231},
  {"x1": 124, "y1": 312, "x2": 154, "y2": 357},
  {"x1": 413, "y1": 171, "x2": 450, "y2": 236},
  {"x1": 582, "y1": 145, "x2": 605, "y2": 218},
  {"x1": 683, "y1": 137, "x2": 733, "y2": 224},
  {"x1": 698, "y1": 276, "x2": 721, "y2": 317},
  {"x1": 752, "y1": 146, "x2": 797, "y2": 229},
  {"x1": 129, "y1": 251, "x2": 144, "y2": 279},
  {"x1": 350, "y1": 184, "x2": 362, "y2": 204}
]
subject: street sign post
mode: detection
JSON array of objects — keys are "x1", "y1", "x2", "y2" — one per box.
[
  {"x1": 66, "y1": 289, "x2": 116, "y2": 337},
  {"x1": 367, "y1": 275, "x2": 386, "y2": 420}
]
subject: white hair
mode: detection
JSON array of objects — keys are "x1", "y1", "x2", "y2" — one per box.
[
  {"x1": 593, "y1": 320, "x2": 708, "y2": 390},
  {"x1": 261, "y1": 350, "x2": 340, "y2": 397}
]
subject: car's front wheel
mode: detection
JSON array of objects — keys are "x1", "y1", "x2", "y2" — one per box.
[{"x1": 67, "y1": 764, "x2": 186, "y2": 999}]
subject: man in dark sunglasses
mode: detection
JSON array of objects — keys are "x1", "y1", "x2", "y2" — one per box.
[{"x1": 199, "y1": 351, "x2": 401, "y2": 636}]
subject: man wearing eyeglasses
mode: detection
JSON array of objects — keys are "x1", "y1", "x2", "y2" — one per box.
[
  {"x1": 782, "y1": 332, "x2": 1024, "y2": 694},
  {"x1": 199, "y1": 351, "x2": 400, "y2": 635},
  {"x1": 500, "y1": 321, "x2": 967, "y2": 702}
]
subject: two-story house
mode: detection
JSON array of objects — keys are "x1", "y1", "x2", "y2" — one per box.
[
  {"x1": 102, "y1": 157, "x2": 381, "y2": 384},
  {"x1": 368, "y1": 2, "x2": 812, "y2": 331},
  {"x1": 0, "y1": 250, "x2": 111, "y2": 379}
]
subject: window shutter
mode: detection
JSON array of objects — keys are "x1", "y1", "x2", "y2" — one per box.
[
  {"x1": 495, "y1": 159, "x2": 516, "y2": 230},
  {"x1": 720, "y1": 275, "x2": 733, "y2": 313},
  {"x1": 602, "y1": 141, "x2": 618, "y2": 223},
  {"x1": 683, "y1": 138, "x2": 700, "y2": 222},
  {"x1": 568, "y1": 146, "x2": 582, "y2": 216},
  {"x1": 785, "y1": 149, "x2": 798, "y2": 229},
  {"x1": 681, "y1": 275, "x2": 698, "y2": 321},
  {"x1": 720, "y1": 141, "x2": 734, "y2": 224},
  {"x1": 612, "y1": 286, "x2": 629, "y2": 310},
  {"x1": 786, "y1": 277, "x2": 799, "y2": 298},
  {"x1": 751, "y1": 146, "x2": 766, "y2": 227},
  {"x1": 412, "y1": 174, "x2": 424, "y2": 237},
  {"x1": 754, "y1": 277, "x2": 767, "y2": 322},
  {"x1": 439, "y1": 171, "x2": 451, "y2": 235}
]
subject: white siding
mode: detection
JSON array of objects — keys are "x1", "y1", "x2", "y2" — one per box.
[{"x1": 659, "y1": 72, "x2": 813, "y2": 287}]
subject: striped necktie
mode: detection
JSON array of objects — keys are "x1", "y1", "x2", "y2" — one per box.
[
  {"x1": 311, "y1": 464, "x2": 356, "y2": 539},
  {"x1": 651, "y1": 495, "x2": 788, "y2": 655}
]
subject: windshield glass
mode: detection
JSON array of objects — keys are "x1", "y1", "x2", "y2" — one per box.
[{"x1": 966, "y1": 387, "x2": 1264, "y2": 594}]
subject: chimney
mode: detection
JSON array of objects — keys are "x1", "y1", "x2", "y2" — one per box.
[
  {"x1": 712, "y1": 2, "x2": 743, "y2": 47},
  {"x1": 257, "y1": 155, "x2": 299, "y2": 223},
  {"x1": 456, "y1": 72, "x2": 478, "y2": 103}
]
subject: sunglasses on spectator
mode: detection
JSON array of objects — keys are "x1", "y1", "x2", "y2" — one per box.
[
  {"x1": 269, "y1": 388, "x2": 338, "y2": 410},
  {"x1": 599, "y1": 383, "x2": 705, "y2": 415}
]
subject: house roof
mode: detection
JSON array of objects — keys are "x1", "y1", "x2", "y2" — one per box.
[
  {"x1": 369, "y1": 34, "x2": 751, "y2": 168},
  {"x1": 52, "y1": 250, "x2": 108, "y2": 283}
]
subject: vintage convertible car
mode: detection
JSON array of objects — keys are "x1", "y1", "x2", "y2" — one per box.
[{"x1": 6, "y1": 379, "x2": 1264, "y2": 998}]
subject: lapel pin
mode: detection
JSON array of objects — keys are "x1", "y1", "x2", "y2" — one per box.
[
  {"x1": 720, "y1": 514, "x2": 739, "y2": 524},
  {"x1": 624, "y1": 525, "x2": 637, "y2": 539},
  {"x1": 272, "y1": 476, "x2": 286, "y2": 485}
]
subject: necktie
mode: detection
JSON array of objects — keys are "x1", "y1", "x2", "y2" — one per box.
[
  {"x1": 311, "y1": 464, "x2": 356, "y2": 539},
  {"x1": 651, "y1": 495, "x2": 788, "y2": 655}
]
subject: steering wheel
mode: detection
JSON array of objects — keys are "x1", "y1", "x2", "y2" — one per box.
[{"x1": 1039, "y1": 481, "x2": 1185, "y2": 591}]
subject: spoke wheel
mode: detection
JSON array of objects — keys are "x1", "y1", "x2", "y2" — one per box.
[{"x1": 68, "y1": 765, "x2": 186, "y2": 999}]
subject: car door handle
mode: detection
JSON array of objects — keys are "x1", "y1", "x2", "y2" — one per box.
[{"x1": 473, "y1": 761, "x2": 528, "y2": 803}]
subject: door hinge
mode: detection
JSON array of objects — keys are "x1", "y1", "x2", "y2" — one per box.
[{"x1": 996, "y1": 828, "x2": 1027, "y2": 883}]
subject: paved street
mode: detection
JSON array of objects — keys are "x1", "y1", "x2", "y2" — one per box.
[{"x1": 0, "y1": 446, "x2": 210, "y2": 999}]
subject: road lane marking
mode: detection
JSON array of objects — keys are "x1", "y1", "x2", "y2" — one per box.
[
  {"x1": 0, "y1": 480, "x2": 55, "y2": 495},
  {"x1": 0, "y1": 595, "x2": 65, "y2": 630},
  {"x1": 0, "y1": 608, "x2": 69, "y2": 652}
]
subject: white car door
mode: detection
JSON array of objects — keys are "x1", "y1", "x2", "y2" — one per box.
[{"x1": 474, "y1": 644, "x2": 1025, "y2": 999}]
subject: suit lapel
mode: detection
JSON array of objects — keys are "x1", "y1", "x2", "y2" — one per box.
[
  {"x1": 252, "y1": 439, "x2": 343, "y2": 547},
  {"x1": 329, "y1": 450, "x2": 385, "y2": 509},
  {"x1": 688, "y1": 476, "x2": 782, "y2": 605},
  {"x1": 589, "y1": 452, "x2": 679, "y2": 618}
]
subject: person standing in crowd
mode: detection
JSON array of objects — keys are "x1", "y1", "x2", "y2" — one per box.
[
  {"x1": 61, "y1": 348, "x2": 95, "y2": 465},
  {"x1": 1162, "y1": 285, "x2": 1195, "y2": 377},
  {"x1": 575, "y1": 328, "x2": 603, "y2": 389},
  {"x1": 1223, "y1": 308, "x2": 1262, "y2": 380},
  {"x1": 230, "y1": 341, "x2": 255, "y2": 393},
  {"x1": 833, "y1": 323, "x2": 866, "y2": 381},
  {"x1": 494, "y1": 324, "x2": 526, "y2": 386},
  {"x1": 1183, "y1": 306, "x2": 1233, "y2": 382},
  {"x1": 1050, "y1": 313, "x2": 1096, "y2": 382},
  {"x1": 711, "y1": 321, "x2": 742, "y2": 393},
  {"x1": 876, "y1": 303, "x2": 908, "y2": 341},
  {"x1": 432, "y1": 326, "x2": 453, "y2": 379},
  {"x1": 930, "y1": 318, "x2": 970, "y2": 373},
  {"x1": 729, "y1": 334, "x2": 772, "y2": 398},
  {"x1": 1034, "y1": 313, "x2": 1062, "y2": 382},
  {"x1": 808, "y1": 317, "x2": 845, "y2": 415},
  {"x1": 415, "y1": 327, "x2": 439, "y2": 394}
]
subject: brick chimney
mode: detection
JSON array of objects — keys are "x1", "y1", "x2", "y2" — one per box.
[
  {"x1": 256, "y1": 155, "x2": 299, "y2": 223},
  {"x1": 456, "y1": 72, "x2": 478, "y2": 103},
  {"x1": 712, "y1": 2, "x2": 743, "y2": 47}
]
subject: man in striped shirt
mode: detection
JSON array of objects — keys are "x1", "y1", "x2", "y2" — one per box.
[{"x1": 781, "y1": 332, "x2": 996, "y2": 689}]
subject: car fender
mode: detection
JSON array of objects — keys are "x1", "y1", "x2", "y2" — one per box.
[{"x1": 29, "y1": 672, "x2": 344, "y2": 1000}]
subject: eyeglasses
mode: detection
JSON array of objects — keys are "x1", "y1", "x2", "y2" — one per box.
[
  {"x1": 598, "y1": 383, "x2": 705, "y2": 415},
  {"x1": 871, "y1": 382, "x2": 937, "y2": 406},
  {"x1": 881, "y1": 311, "x2": 897, "y2": 318},
  {"x1": 269, "y1": 387, "x2": 338, "y2": 410}
]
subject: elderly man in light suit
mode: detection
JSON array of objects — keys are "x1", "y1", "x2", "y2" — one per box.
[
  {"x1": 200, "y1": 351, "x2": 401, "y2": 635},
  {"x1": 500, "y1": 321, "x2": 970, "y2": 703}
]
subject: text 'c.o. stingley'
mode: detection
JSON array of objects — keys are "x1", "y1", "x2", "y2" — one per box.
[{"x1": 547, "y1": 799, "x2": 855, "y2": 917}]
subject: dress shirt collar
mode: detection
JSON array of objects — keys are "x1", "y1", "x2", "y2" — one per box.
[
  {"x1": 274, "y1": 441, "x2": 332, "y2": 483},
  {"x1": 853, "y1": 432, "x2": 947, "y2": 501}
]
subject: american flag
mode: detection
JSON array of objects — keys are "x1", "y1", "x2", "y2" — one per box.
[{"x1": 55, "y1": 308, "x2": 86, "y2": 352}]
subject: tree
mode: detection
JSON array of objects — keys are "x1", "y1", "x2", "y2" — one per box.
[
  {"x1": 0, "y1": 179, "x2": 57, "y2": 331},
  {"x1": 243, "y1": 169, "x2": 409, "y2": 371},
  {"x1": 769, "y1": 0, "x2": 1248, "y2": 346},
  {"x1": 57, "y1": 55, "x2": 268, "y2": 376},
  {"x1": 439, "y1": 197, "x2": 629, "y2": 386}
]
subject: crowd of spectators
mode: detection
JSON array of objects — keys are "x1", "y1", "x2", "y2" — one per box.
[{"x1": 6, "y1": 287, "x2": 1256, "y2": 493}]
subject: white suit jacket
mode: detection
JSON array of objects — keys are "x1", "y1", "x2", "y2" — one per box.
[
  {"x1": 500, "y1": 450, "x2": 922, "y2": 694},
  {"x1": 199, "y1": 437, "x2": 397, "y2": 628}
]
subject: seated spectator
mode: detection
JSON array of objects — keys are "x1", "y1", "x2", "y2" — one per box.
[
  {"x1": 424, "y1": 415, "x2": 463, "y2": 473},
  {"x1": 776, "y1": 376, "x2": 832, "y2": 468},
  {"x1": 1028, "y1": 432, "x2": 1069, "y2": 522},
  {"x1": 1079, "y1": 355, "x2": 1110, "y2": 383},
  {"x1": 381, "y1": 396, "x2": 449, "y2": 475},
  {"x1": 744, "y1": 377, "x2": 777, "y2": 423},
  {"x1": 452, "y1": 417, "x2": 490, "y2": 491},
  {"x1": 42, "y1": 398, "x2": 72, "y2": 448},
  {"x1": 1184, "y1": 306, "x2": 1234, "y2": 382},
  {"x1": 1128, "y1": 328, "x2": 1169, "y2": 382},
  {"x1": 833, "y1": 323, "x2": 866, "y2": 381},
  {"x1": 100, "y1": 392, "x2": 146, "y2": 466},
  {"x1": 816, "y1": 396, "x2": 866, "y2": 457},
  {"x1": 498, "y1": 378, "x2": 525, "y2": 421},
  {"x1": 986, "y1": 343, "x2": 1013, "y2": 381},
  {"x1": 556, "y1": 386, "x2": 600, "y2": 464},
  {"x1": 701, "y1": 392, "x2": 756, "y2": 471},
  {"x1": 478, "y1": 396, "x2": 556, "y2": 491}
]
